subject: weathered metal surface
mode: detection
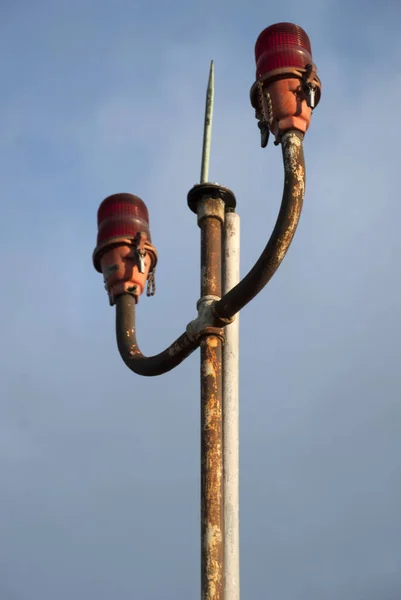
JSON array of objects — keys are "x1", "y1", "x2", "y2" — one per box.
[
  {"x1": 215, "y1": 129, "x2": 306, "y2": 320},
  {"x1": 186, "y1": 295, "x2": 233, "y2": 344},
  {"x1": 115, "y1": 294, "x2": 198, "y2": 377},
  {"x1": 201, "y1": 335, "x2": 224, "y2": 600},
  {"x1": 199, "y1": 195, "x2": 224, "y2": 600},
  {"x1": 200, "y1": 208, "x2": 223, "y2": 299}
]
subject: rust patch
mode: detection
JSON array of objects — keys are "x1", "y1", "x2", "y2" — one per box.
[
  {"x1": 201, "y1": 217, "x2": 222, "y2": 299},
  {"x1": 201, "y1": 336, "x2": 224, "y2": 600},
  {"x1": 207, "y1": 336, "x2": 219, "y2": 349}
]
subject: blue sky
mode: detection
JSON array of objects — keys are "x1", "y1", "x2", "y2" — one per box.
[{"x1": 1, "y1": 1, "x2": 401, "y2": 598}]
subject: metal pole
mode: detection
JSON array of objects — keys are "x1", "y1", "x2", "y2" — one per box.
[
  {"x1": 200, "y1": 60, "x2": 214, "y2": 184},
  {"x1": 198, "y1": 198, "x2": 225, "y2": 600},
  {"x1": 222, "y1": 212, "x2": 240, "y2": 600}
]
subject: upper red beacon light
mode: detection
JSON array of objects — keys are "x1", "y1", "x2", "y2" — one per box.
[
  {"x1": 251, "y1": 22, "x2": 321, "y2": 143},
  {"x1": 255, "y1": 22, "x2": 313, "y2": 79}
]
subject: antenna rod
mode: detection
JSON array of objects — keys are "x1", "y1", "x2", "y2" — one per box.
[{"x1": 200, "y1": 60, "x2": 214, "y2": 184}]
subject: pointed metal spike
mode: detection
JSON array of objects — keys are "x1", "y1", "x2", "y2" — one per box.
[{"x1": 200, "y1": 60, "x2": 214, "y2": 184}]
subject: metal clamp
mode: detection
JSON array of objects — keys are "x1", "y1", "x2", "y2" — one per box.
[
  {"x1": 186, "y1": 295, "x2": 235, "y2": 343},
  {"x1": 134, "y1": 231, "x2": 147, "y2": 274},
  {"x1": 302, "y1": 63, "x2": 318, "y2": 109},
  {"x1": 255, "y1": 81, "x2": 273, "y2": 148}
]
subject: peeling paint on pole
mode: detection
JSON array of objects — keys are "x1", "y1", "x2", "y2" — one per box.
[
  {"x1": 199, "y1": 193, "x2": 224, "y2": 600},
  {"x1": 201, "y1": 335, "x2": 224, "y2": 600}
]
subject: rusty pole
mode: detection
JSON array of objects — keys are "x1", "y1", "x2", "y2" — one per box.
[{"x1": 198, "y1": 198, "x2": 225, "y2": 600}]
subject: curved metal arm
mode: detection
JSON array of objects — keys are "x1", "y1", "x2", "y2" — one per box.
[
  {"x1": 116, "y1": 294, "x2": 198, "y2": 377},
  {"x1": 116, "y1": 129, "x2": 305, "y2": 376},
  {"x1": 215, "y1": 129, "x2": 306, "y2": 320}
]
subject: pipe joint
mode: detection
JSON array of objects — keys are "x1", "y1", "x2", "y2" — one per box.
[{"x1": 186, "y1": 295, "x2": 234, "y2": 343}]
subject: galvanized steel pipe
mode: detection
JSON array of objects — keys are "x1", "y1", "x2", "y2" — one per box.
[{"x1": 222, "y1": 211, "x2": 240, "y2": 600}]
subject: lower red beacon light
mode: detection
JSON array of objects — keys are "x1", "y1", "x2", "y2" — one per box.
[
  {"x1": 95, "y1": 193, "x2": 151, "y2": 252},
  {"x1": 93, "y1": 193, "x2": 157, "y2": 305}
]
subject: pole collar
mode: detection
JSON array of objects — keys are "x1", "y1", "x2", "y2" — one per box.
[{"x1": 186, "y1": 296, "x2": 235, "y2": 343}]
